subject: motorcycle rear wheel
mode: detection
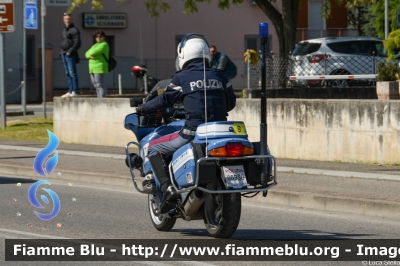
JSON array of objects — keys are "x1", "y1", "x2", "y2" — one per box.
[
  {"x1": 148, "y1": 194, "x2": 176, "y2": 231},
  {"x1": 203, "y1": 179, "x2": 241, "y2": 238}
]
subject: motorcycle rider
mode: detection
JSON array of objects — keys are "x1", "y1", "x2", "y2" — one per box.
[{"x1": 136, "y1": 34, "x2": 236, "y2": 214}]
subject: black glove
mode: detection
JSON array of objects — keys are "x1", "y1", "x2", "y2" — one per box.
[{"x1": 136, "y1": 104, "x2": 143, "y2": 115}]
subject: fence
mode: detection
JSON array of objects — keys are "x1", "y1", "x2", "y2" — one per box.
[
  {"x1": 7, "y1": 53, "x2": 393, "y2": 104},
  {"x1": 246, "y1": 53, "x2": 393, "y2": 90}
]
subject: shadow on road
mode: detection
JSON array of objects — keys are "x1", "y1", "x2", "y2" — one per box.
[
  {"x1": 0, "y1": 156, "x2": 36, "y2": 160},
  {"x1": 0, "y1": 176, "x2": 37, "y2": 185},
  {"x1": 174, "y1": 228, "x2": 372, "y2": 240}
]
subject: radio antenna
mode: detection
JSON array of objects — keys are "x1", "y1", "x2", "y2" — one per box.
[{"x1": 203, "y1": 48, "x2": 208, "y2": 157}]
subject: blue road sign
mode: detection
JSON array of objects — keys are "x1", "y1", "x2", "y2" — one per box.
[
  {"x1": 25, "y1": 7, "x2": 37, "y2": 29},
  {"x1": 25, "y1": 0, "x2": 37, "y2": 6}
]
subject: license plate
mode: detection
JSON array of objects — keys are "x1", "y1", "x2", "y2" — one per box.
[{"x1": 222, "y1": 165, "x2": 247, "y2": 189}]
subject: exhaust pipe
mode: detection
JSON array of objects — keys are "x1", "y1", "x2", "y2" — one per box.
[{"x1": 183, "y1": 190, "x2": 205, "y2": 216}]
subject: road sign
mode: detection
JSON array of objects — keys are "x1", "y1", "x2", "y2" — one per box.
[
  {"x1": 25, "y1": 7, "x2": 37, "y2": 29},
  {"x1": 25, "y1": 0, "x2": 37, "y2": 6},
  {"x1": 45, "y1": 0, "x2": 71, "y2": 6},
  {"x1": 0, "y1": 0, "x2": 14, "y2": 33}
]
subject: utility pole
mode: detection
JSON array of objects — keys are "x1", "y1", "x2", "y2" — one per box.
[
  {"x1": 41, "y1": 0, "x2": 46, "y2": 118},
  {"x1": 385, "y1": 0, "x2": 389, "y2": 39}
]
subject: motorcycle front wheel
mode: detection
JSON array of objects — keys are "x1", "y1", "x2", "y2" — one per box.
[
  {"x1": 148, "y1": 194, "x2": 176, "y2": 231},
  {"x1": 203, "y1": 179, "x2": 241, "y2": 238}
]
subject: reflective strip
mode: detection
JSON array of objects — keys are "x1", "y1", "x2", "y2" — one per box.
[
  {"x1": 196, "y1": 122, "x2": 246, "y2": 137},
  {"x1": 149, "y1": 132, "x2": 180, "y2": 147},
  {"x1": 168, "y1": 83, "x2": 182, "y2": 92},
  {"x1": 289, "y1": 74, "x2": 377, "y2": 80},
  {"x1": 172, "y1": 149, "x2": 194, "y2": 173},
  {"x1": 182, "y1": 128, "x2": 195, "y2": 136}
]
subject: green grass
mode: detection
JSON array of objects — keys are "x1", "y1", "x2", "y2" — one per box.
[{"x1": 0, "y1": 116, "x2": 53, "y2": 142}]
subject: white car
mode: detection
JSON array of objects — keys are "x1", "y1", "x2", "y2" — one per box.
[{"x1": 289, "y1": 37, "x2": 387, "y2": 87}]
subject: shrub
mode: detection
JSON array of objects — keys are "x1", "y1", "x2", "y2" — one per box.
[
  {"x1": 376, "y1": 61, "x2": 400, "y2": 81},
  {"x1": 383, "y1": 29, "x2": 400, "y2": 61}
]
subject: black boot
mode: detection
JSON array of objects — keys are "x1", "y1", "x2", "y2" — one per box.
[{"x1": 149, "y1": 154, "x2": 179, "y2": 213}]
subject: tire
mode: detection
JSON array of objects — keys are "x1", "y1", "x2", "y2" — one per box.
[
  {"x1": 328, "y1": 69, "x2": 351, "y2": 88},
  {"x1": 148, "y1": 194, "x2": 176, "y2": 231},
  {"x1": 203, "y1": 179, "x2": 241, "y2": 238}
]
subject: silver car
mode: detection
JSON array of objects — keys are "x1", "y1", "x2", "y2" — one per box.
[{"x1": 289, "y1": 37, "x2": 387, "y2": 87}]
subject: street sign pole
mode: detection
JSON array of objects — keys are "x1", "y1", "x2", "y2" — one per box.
[
  {"x1": 24, "y1": 1, "x2": 38, "y2": 116},
  {"x1": 0, "y1": 33, "x2": 5, "y2": 129},
  {"x1": 22, "y1": 1, "x2": 26, "y2": 116},
  {"x1": 41, "y1": 0, "x2": 46, "y2": 118}
]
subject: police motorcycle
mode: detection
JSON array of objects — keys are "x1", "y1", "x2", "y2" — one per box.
[{"x1": 125, "y1": 35, "x2": 277, "y2": 238}]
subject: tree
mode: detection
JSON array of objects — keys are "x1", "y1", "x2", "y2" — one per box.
[
  {"x1": 384, "y1": 29, "x2": 400, "y2": 60},
  {"x1": 370, "y1": 0, "x2": 400, "y2": 38},
  {"x1": 345, "y1": 0, "x2": 400, "y2": 38},
  {"x1": 347, "y1": 4, "x2": 376, "y2": 36}
]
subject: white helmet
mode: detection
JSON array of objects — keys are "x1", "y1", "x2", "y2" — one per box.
[{"x1": 177, "y1": 34, "x2": 210, "y2": 70}]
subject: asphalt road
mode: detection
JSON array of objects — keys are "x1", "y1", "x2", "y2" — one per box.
[{"x1": 1, "y1": 175, "x2": 400, "y2": 266}]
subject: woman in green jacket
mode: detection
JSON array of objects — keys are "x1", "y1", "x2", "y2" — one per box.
[{"x1": 85, "y1": 30, "x2": 109, "y2": 98}]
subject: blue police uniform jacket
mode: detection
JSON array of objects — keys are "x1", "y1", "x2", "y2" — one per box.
[{"x1": 142, "y1": 60, "x2": 236, "y2": 138}]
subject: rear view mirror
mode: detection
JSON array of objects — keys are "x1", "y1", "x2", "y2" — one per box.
[{"x1": 130, "y1": 98, "x2": 143, "y2": 107}]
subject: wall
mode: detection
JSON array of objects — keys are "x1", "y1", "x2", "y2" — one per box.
[
  {"x1": 297, "y1": 0, "x2": 347, "y2": 29},
  {"x1": 6, "y1": 0, "x2": 280, "y2": 102},
  {"x1": 53, "y1": 98, "x2": 400, "y2": 164}
]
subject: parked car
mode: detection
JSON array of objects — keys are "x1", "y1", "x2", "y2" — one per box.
[{"x1": 289, "y1": 37, "x2": 387, "y2": 87}]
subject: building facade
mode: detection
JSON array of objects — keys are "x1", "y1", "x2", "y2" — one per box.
[{"x1": 3, "y1": 0, "x2": 348, "y2": 103}]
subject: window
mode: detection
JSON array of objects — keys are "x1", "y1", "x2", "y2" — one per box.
[
  {"x1": 245, "y1": 35, "x2": 259, "y2": 53},
  {"x1": 327, "y1": 41, "x2": 386, "y2": 56},
  {"x1": 245, "y1": 35, "x2": 272, "y2": 54},
  {"x1": 292, "y1": 42, "x2": 322, "y2": 55},
  {"x1": 308, "y1": 0, "x2": 326, "y2": 30},
  {"x1": 26, "y1": 35, "x2": 35, "y2": 78}
]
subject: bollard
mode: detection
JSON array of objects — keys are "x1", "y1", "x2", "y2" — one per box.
[
  {"x1": 247, "y1": 49, "x2": 250, "y2": 91},
  {"x1": 118, "y1": 74, "x2": 122, "y2": 95},
  {"x1": 21, "y1": 81, "x2": 26, "y2": 115}
]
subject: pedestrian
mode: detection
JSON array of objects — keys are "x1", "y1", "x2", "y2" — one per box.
[
  {"x1": 209, "y1": 45, "x2": 237, "y2": 80},
  {"x1": 136, "y1": 34, "x2": 236, "y2": 214},
  {"x1": 60, "y1": 12, "x2": 81, "y2": 98},
  {"x1": 85, "y1": 30, "x2": 110, "y2": 98}
]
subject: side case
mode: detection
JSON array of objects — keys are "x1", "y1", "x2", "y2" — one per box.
[
  {"x1": 171, "y1": 142, "x2": 217, "y2": 189},
  {"x1": 171, "y1": 143, "x2": 196, "y2": 189}
]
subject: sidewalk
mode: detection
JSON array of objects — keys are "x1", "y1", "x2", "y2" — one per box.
[{"x1": 0, "y1": 138, "x2": 399, "y2": 220}]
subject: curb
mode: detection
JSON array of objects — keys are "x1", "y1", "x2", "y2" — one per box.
[
  {"x1": 2, "y1": 164, "x2": 399, "y2": 221},
  {"x1": 2, "y1": 145, "x2": 400, "y2": 182},
  {"x1": 6, "y1": 111, "x2": 34, "y2": 117}
]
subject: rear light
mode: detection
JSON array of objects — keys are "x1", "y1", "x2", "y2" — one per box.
[
  {"x1": 209, "y1": 143, "x2": 254, "y2": 157},
  {"x1": 132, "y1": 66, "x2": 141, "y2": 71},
  {"x1": 225, "y1": 143, "x2": 244, "y2": 157},
  {"x1": 132, "y1": 65, "x2": 147, "y2": 78},
  {"x1": 308, "y1": 54, "x2": 330, "y2": 64}
]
